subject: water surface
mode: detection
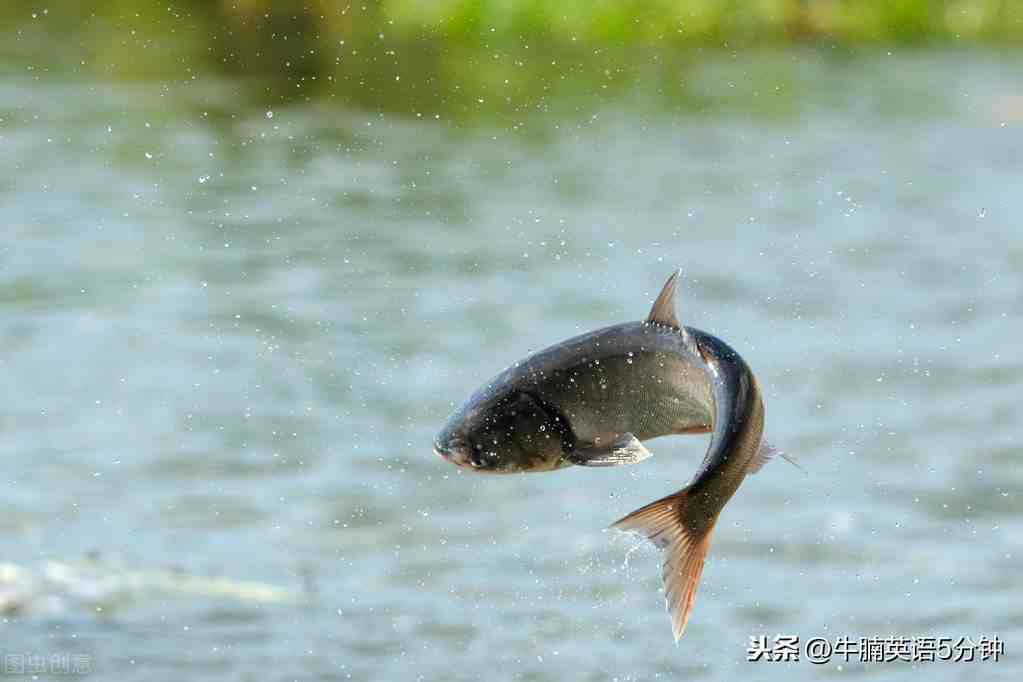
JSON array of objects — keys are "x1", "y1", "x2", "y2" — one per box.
[{"x1": 1, "y1": 40, "x2": 1021, "y2": 681}]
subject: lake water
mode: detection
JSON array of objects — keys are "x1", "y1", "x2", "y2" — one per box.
[{"x1": 1, "y1": 38, "x2": 1021, "y2": 681}]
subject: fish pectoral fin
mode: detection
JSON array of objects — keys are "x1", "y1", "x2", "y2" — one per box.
[
  {"x1": 746, "y1": 441, "x2": 804, "y2": 474},
  {"x1": 610, "y1": 487, "x2": 716, "y2": 642},
  {"x1": 566, "y1": 433, "x2": 652, "y2": 467}
]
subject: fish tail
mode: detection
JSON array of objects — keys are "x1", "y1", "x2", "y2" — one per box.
[{"x1": 611, "y1": 487, "x2": 717, "y2": 642}]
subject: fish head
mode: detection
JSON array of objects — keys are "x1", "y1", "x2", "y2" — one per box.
[{"x1": 435, "y1": 389, "x2": 567, "y2": 474}]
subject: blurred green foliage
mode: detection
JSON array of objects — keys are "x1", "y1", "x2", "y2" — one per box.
[
  {"x1": 0, "y1": 1, "x2": 1019, "y2": 117},
  {"x1": 4, "y1": 0, "x2": 1017, "y2": 49}
]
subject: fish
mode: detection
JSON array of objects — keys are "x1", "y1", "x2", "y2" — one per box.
[{"x1": 434, "y1": 270, "x2": 787, "y2": 640}]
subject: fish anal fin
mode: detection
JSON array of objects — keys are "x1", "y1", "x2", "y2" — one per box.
[
  {"x1": 646, "y1": 269, "x2": 682, "y2": 330},
  {"x1": 567, "y1": 432, "x2": 651, "y2": 467},
  {"x1": 746, "y1": 441, "x2": 777, "y2": 474},
  {"x1": 611, "y1": 488, "x2": 716, "y2": 641},
  {"x1": 747, "y1": 441, "x2": 803, "y2": 474}
]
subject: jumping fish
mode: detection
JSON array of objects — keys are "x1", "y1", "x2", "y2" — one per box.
[{"x1": 434, "y1": 271, "x2": 785, "y2": 640}]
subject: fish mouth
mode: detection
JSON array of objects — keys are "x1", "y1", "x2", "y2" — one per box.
[
  {"x1": 434, "y1": 438, "x2": 482, "y2": 470},
  {"x1": 433, "y1": 441, "x2": 449, "y2": 460}
]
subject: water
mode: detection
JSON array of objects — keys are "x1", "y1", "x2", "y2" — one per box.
[{"x1": 1, "y1": 41, "x2": 1021, "y2": 681}]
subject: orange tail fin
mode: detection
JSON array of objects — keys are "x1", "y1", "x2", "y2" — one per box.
[{"x1": 611, "y1": 488, "x2": 717, "y2": 641}]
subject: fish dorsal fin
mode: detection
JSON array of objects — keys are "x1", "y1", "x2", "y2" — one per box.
[{"x1": 646, "y1": 269, "x2": 682, "y2": 329}]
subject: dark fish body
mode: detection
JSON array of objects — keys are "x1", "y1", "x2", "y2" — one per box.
[
  {"x1": 436, "y1": 321, "x2": 715, "y2": 472},
  {"x1": 435, "y1": 271, "x2": 783, "y2": 641},
  {"x1": 677, "y1": 327, "x2": 764, "y2": 520}
]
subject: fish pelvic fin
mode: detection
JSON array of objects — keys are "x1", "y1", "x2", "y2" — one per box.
[{"x1": 611, "y1": 488, "x2": 716, "y2": 642}]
